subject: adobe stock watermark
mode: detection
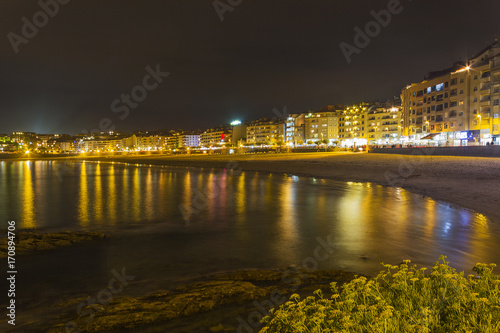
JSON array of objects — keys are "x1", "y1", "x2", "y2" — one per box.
[
  {"x1": 82, "y1": 64, "x2": 169, "y2": 134},
  {"x1": 271, "y1": 105, "x2": 288, "y2": 122},
  {"x1": 213, "y1": 0, "x2": 243, "y2": 22},
  {"x1": 54, "y1": 161, "x2": 75, "y2": 183},
  {"x1": 7, "y1": 0, "x2": 71, "y2": 54},
  {"x1": 64, "y1": 267, "x2": 135, "y2": 333},
  {"x1": 236, "y1": 235, "x2": 336, "y2": 333},
  {"x1": 340, "y1": 0, "x2": 407, "y2": 64}
]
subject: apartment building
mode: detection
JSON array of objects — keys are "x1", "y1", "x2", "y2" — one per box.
[
  {"x1": 304, "y1": 107, "x2": 339, "y2": 145},
  {"x1": 81, "y1": 139, "x2": 123, "y2": 152},
  {"x1": 366, "y1": 103, "x2": 403, "y2": 145},
  {"x1": 58, "y1": 141, "x2": 75, "y2": 153},
  {"x1": 338, "y1": 103, "x2": 370, "y2": 147},
  {"x1": 177, "y1": 134, "x2": 200, "y2": 148},
  {"x1": 246, "y1": 118, "x2": 284, "y2": 145},
  {"x1": 200, "y1": 126, "x2": 232, "y2": 147},
  {"x1": 402, "y1": 39, "x2": 500, "y2": 145},
  {"x1": 0, "y1": 136, "x2": 16, "y2": 152},
  {"x1": 165, "y1": 135, "x2": 179, "y2": 149},
  {"x1": 284, "y1": 114, "x2": 305, "y2": 145},
  {"x1": 136, "y1": 135, "x2": 166, "y2": 150}
]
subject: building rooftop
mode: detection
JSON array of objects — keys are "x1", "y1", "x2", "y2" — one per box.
[{"x1": 424, "y1": 61, "x2": 466, "y2": 81}]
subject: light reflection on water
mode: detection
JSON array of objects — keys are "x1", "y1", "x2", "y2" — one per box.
[{"x1": 0, "y1": 160, "x2": 499, "y2": 305}]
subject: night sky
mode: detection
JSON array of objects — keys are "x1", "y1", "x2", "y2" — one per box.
[{"x1": 1, "y1": 0, "x2": 499, "y2": 135}]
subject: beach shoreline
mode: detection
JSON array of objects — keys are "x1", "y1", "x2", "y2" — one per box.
[{"x1": 4, "y1": 152, "x2": 500, "y2": 222}]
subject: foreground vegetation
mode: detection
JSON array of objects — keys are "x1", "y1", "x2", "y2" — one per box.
[{"x1": 261, "y1": 256, "x2": 500, "y2": 332}]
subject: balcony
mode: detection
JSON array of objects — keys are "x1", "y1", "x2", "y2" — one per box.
[
  {"x1": 481, "y1": 71, "x2": 491, "y2": 80},
  {"x1": 480, "y1": 96, "x2": 491, "y2": 106},
  {"x1": 480, "y1": 85, "x2": 491, "y2": 94}
]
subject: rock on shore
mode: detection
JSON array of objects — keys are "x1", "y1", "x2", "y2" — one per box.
[{"x1": 0, "y1": 231, "x2": 106, "y2": 258}]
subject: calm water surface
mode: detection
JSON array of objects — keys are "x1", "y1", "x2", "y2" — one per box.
[{"x1": 1, "y1": 160, "x2": 499, "y2": 316}]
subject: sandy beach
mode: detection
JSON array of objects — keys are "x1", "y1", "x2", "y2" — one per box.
[{"x1": 5, "y1": 152, "x2": 500, "y2": 222}]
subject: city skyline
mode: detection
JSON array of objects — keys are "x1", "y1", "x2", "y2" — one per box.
[{"x1": 1, "y1": 1, "x2": 499, "y2": 135}]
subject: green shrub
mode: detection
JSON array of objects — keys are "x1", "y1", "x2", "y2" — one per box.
[{"x1": 260, "y1": 256, "x2": 500, "y2": 332}]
